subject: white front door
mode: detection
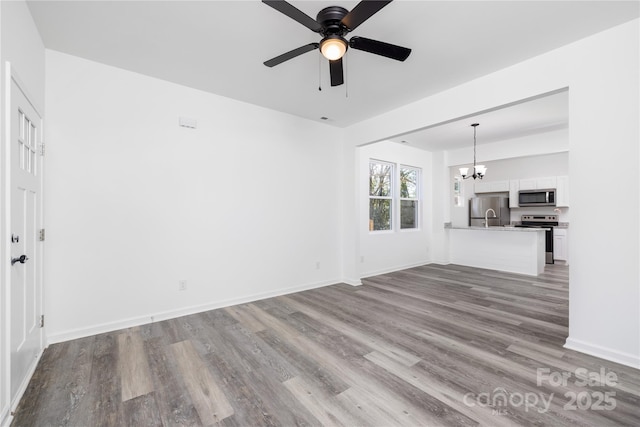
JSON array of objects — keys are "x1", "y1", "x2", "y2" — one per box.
[{"x1": 9, "y1": 76, "x2": 44, "y2": 401}]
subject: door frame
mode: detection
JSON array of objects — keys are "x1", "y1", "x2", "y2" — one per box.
[{"x1": 1, "y1": 61, "x2": 45, "y2": 424}]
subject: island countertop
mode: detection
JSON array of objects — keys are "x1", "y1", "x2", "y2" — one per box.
[{"x1": 445, "y1": 225, "x2": 548, "y2": 232}]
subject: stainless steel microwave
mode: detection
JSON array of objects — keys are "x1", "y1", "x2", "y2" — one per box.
[{"x1": 518, "y1": 189, "x2": 556, "y2": 206}]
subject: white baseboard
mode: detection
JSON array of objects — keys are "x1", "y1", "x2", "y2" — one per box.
[
  {"x1": 342, "y1": 277, "x2": 363, "y2": 286},
  {"x1": 2, "y1": 350, "x2": 44, "y2": 427},
  {"x1": 47, "y1": 278, "x2": 340, "y2": 344},
  {"x1": 564, "y1": 337, "x2": 640, "y2": 370},
  {"x1": 360, "y1": 260, "x2": 431, "y2": 279},
  {"x1": 0, "y1": 410, "x2": 10, "y2": 427},
  {"x1": 0, "y1": 404, "x2": 10, "y2": 427}
]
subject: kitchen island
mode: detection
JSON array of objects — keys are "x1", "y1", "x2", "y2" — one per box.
[{"x1": 446, "y1": 226, "x2": 546, "y2": 276}]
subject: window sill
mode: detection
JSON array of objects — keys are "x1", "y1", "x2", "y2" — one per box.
[
  {"x1": 368, "y1": 230, "x2": 394, "y2": 235},
  {"x1": 399, "y1": 228, "x2": 421, "y2": 233}
]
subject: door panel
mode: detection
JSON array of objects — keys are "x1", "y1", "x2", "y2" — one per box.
[{"x1": 9, "y1": 77, "x2": 43, "y2": 400}]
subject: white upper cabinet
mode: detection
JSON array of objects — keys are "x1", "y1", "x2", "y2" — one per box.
[
  {"x1": 475, "y1": 180, "x2": 509, "y2": 193},
  {"x1": 518, "y1": 178, "x2": 537, "y2": 190},
  {"x1": 556, "y1": 175, "x2": 569, "y2": 207},
  {"x1": 509, "y1": 180, "x2": 520, "y2": 208},
  {"x1": 474, "y1": 182, "x2": 491, "y2": 193},
  {"x1": 537, "y1": 176, "x2": 557, "y2": 190},
  {"x1": 519, "y1": 176, "x2": 557, "y2": 190},
  {"x1": 490, "y1": 181, "x2": 510, "y2": 192},
  {"x1": 509, "y1": 175, "x2": 569, "y2": 208}
]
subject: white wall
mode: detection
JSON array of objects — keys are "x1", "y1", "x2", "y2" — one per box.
[
  {"x1": 44, "y1": 50, "x2": 344, "y2": 342},
  {"x1": 564, "y1": 19, "x2": 639, "y2": 368},
  {"x1": 0, "y1": 1, "x2": 45, "y2": 109},
  {"x1": 357, "y1": 141, "x2": 432, "y2": 277},
  {"x1": 446, "y1": 127, "x2": 569, "y2": 167},
  {"x1": 430, "y1": 150, "x2": 450, "y2": 263},
  {"x1": 343, "y1": 19, "x2": 640, "y2": 368},
  {"x1": 0, "y1": 1, "x2": 45, "y2": 424},
  {"x1": 452, "y1": 152, "x2": 569, "y2": 183}
]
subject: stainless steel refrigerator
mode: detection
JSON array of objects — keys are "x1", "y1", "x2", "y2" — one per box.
[{"x1": 469, "y1": 196, "x2": 510, "y2": 227}]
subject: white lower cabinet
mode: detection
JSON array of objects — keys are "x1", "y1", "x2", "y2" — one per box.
[{"x1": 553, "y1": 228, "x2": 569, "y2": 263}]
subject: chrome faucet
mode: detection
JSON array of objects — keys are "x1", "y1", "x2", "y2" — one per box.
[{"x1": 484, "y1": 208, "x2": 497, "y2": 228}]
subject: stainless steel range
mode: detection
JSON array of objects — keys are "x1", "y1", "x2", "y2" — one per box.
[{"x1": 515, "y1": 215, "x2": 559, "y2": 264}]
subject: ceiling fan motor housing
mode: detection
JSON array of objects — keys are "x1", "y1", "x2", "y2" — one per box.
[
  {"x1": 317, "y1": 6, "x2": 349, "y2": 59},
  {"x1": 317, "y1": 6, "x2": 349, "y2": 36}
]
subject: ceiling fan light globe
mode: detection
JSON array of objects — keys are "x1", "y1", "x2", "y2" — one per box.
[{"x1": 320, "y1": 36, "x2": 347, "y2": 60}]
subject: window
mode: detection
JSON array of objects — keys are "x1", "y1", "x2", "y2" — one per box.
[
  {"x1": 400, "y1": 166, "x2": 420, "y2": 229},
  {"x1": 369, "y1": 160, "x2": 422, "y2": 232},
  {"x1": 18, "y1": 109, "x2": 37, "y2": 175},
  {"x1": 369, "y1": 160, "x2": 393, "y2": 231}
]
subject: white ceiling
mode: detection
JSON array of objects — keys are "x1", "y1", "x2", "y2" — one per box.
[
  {"x1": 389, "y1": 89, "x2": 569, "y2": 151},
  {"x1": 26, "y1": 0, "x2": 639, "y2": 134}
]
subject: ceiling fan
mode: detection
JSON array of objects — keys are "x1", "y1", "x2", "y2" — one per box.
[{"x1": 262, "y1": 0, "x2": 412, "y2": 87}]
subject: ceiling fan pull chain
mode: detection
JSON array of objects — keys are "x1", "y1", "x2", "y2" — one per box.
[
  {"x1": 345, "y1": 55, "x2": 349, "y2": 98},
  {"x1": 318, "y1": 51, "x2": 322, "y2": 91}
]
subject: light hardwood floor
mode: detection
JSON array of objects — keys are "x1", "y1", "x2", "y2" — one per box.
[{"x1": 11, "y1": 264, "x2": 640, "y2": 426}]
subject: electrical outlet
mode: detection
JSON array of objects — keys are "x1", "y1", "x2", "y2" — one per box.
[
  {"x1": 360, "y1": 256, "x2": 365, "y2": 263},
  {"x1": 316, "y1": 261, "x2": 321, "y2": 270},
  {"x1": 178, "y1": 280, "x2": 187, "y2": 291}
]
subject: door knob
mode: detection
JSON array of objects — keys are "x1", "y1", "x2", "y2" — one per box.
[{"x1": 11, "y1": 255, "x2": 29, "y2": 265}]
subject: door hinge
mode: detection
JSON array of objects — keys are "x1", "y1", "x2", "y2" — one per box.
[
  {"x1": 40, "y1": 315, "x2": 44, "y2": 328},
  {"x1": 39, "y1": 229, "x2": 45, "y2": 241},
  {"x1": 40, "y1": 143, "x2": 45, "y2": 156}
]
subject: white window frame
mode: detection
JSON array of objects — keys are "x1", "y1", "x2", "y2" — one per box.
[
  {"x1": 368, "y1": 160, "x2": 394, "y2": 233},
  {"x1": 398, "y1": 165, "x2": 421, "y2": 231},
  {"x1": 368, "y1": 160, "x2": 422, "y2": 233}
]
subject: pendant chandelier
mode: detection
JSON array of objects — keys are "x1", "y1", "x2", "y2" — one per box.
[{"x1": 459, "y1": 123, "x2": 486, "y2": 180}]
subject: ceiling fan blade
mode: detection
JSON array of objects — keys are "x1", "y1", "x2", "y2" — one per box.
[
  {"x1": 349, "y1": 36, "x2": 411, "y2": 61},
  {"x1": 329, "y1": 58, "x2": 344, "y2": 87},
  {"x1": 341, "y1": 0, "x2": 392, "y2": 31},
  {"x1": 262, "y1": 0, "x2": 322, "y2": 32},
  {"x1": 264, "y1": 43, "x2": 319, "y2": 67}
]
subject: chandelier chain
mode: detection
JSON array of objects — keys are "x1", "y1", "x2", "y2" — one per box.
[{"x1": 460, "y1": 123, "x2": 485, "y2": 180}]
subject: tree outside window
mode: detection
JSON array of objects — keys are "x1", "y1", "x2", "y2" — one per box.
[
  {"x1": 400, "y1": 166, "x2": 420, "y2": 229},
  {"x1": 369, "y1": 160, "x2": 421, "y2": 231},
  {"x1": 369, "y1": 161, "x2": 393, "y2": 231}
]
